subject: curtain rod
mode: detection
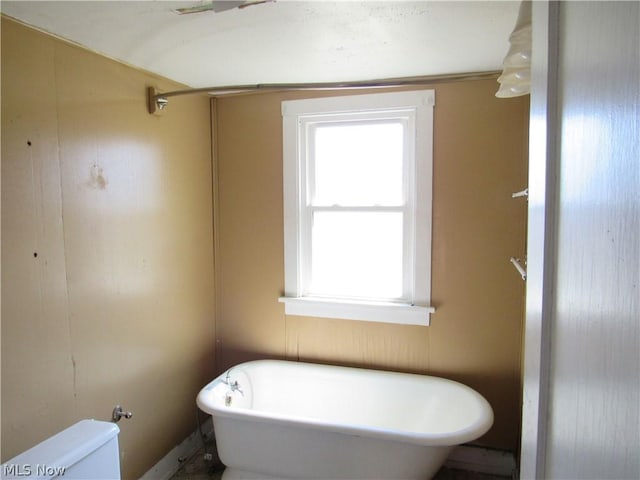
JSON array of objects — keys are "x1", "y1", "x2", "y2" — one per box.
[{"x1": 147, "y1": 71, "x2": 500, "y2": 114}]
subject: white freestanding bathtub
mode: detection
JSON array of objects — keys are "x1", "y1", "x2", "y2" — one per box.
[{"x1": 197, "y1": 360, "x2": 493, "y2": 480}]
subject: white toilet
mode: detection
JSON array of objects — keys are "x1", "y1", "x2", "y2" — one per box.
[{"x1": 1, "y1": 419, "x2": 121, "y2": 480}]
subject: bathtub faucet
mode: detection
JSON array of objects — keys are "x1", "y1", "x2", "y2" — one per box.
[
  {"x1": 223, "y1": 370, "x2": 244, "y2": 396},
  {"x1": 222, "y1": 370, "x2": 244, "y2": 406}
]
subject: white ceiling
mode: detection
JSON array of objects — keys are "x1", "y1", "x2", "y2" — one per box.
[{"x1": 1, "y1": 1, "x2": 519, "y2": 88}]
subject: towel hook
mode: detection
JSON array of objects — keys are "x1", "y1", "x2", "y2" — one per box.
[
  {"x1": 510, "y1": 257, "x2": 527, "y2": 281},
  {"x1": 511, "y1": 188, "x2": 528, "y2": 199}
]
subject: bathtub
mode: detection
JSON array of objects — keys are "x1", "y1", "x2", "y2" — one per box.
[{"x1": 197, "y1": 360, "x2": 493, "y2": 480}]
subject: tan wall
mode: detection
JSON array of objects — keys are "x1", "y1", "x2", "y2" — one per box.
[
  {"x1": 1, "y1": 18, "x2": 215, "y2": 479},
  {"x1": 214, "y1": 81, "x2": 528, "y2": 452}
]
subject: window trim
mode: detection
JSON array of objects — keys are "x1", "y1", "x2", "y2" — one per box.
[{"x1": 280, "y1": 90, "x2": 435, "y2": 326}]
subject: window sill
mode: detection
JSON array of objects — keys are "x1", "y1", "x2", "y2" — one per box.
[{"x1": 278, "y1": 296, "x2": 435, "y2": 326}]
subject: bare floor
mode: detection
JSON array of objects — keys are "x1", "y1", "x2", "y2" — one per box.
[{"x1": 169, "y1": 443, "x2": 511, "y2": 480}]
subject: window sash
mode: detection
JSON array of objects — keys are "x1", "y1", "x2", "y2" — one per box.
[
  {"x1": 298, "y1": 111, "x2": 417, "y2": 303},
  {"x1": 307, "y1": 119, "x2": 407, "y2": 207},
  {"x1": 301, "y1": 206, "x2": 412, "y2": 302}
]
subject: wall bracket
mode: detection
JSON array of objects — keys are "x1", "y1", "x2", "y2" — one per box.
[{"x1": 147, "y1": 87, "x2": 168, "y2": 115}]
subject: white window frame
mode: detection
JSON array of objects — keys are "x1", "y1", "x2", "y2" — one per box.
[{"x1": 279, "y1": 90, "x2": 435, "y2": 326}]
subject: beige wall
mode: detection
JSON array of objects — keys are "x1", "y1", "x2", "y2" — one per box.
[
  {"x1": 214, "y1": 81, "x2": 528, "y2": 452},
  {"x1": 1, "y1": 18, "x2": 215, "y2": 479}
]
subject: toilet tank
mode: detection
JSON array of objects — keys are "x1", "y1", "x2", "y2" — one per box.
[{"x1": 1, "y1": 420, "x2": 120, "y2": 480}]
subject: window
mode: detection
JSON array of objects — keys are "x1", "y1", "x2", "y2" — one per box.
[{"x1": 279, "y1": 90, "x2": 435, "y2": 326}]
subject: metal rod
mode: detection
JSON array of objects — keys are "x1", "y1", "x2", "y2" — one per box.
[{"x1": 147, "y1": 71, "x2": 500, "y2": 113}]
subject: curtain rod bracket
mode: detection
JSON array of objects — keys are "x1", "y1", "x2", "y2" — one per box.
[{"x1": 147, "y1": 86, "x2": 169, "y2": 114}]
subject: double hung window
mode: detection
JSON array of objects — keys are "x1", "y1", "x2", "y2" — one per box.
[{"x1": 280, "y1": 90, "x2": 435, "y2": 325}]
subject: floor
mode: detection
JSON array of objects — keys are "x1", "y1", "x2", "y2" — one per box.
[{"x1": 169, "y1": 441, "x2": 512, "y2": 480}]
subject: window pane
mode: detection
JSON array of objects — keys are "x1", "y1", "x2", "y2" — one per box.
[
  {"x1": 309, "y1": 211, "x2": 403, "y2": 299},
  {"x1": 313, "y1": 122, "x2": 404, "y2": 206}
]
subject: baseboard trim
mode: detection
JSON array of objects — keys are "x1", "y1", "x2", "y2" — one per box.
[
  {"x1": 445, "y1": 445, "x2": 517, "y2": 477},
  {"x1": 139, "y1": 417, "x2": 214, "y2": 480}
]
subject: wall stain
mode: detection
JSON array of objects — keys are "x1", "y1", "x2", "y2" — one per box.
[
  {"x1": 87, "y1": 164, "x2": 108, "y2": 190},
  {"x1": 71, "y1": 355, "x2": 78, "y2": 399}
]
